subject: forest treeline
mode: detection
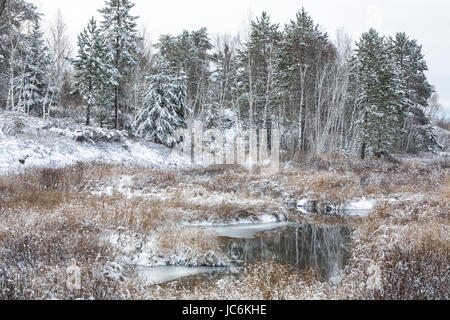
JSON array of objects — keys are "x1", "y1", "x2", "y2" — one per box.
[{"x1": 0, "y1": 0, "x2": 442, "y2": 158}]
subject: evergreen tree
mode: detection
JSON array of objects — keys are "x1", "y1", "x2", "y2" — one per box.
[
  {"x1": 99, "y1": 0, "x2": 142, "y2": 129},
  {"x1": 352, "y1": 28, "x2": 409, "y2": 158},
  {"x1": 388, "y1": 32, "x2": 439, "y2": 153},
  {"x1": 155, "y1": 34, "x2": 180, "y2": 74},
  {"x1": 237, "y1": 12, "x2": 280, "y2": 130},
  {"x1": 0, "y1": 0, "x2": 40, "y2": 110},
  {"x1": 389, "y1": 33, "x2": 432, "y2": 107},
  {"x1": 71, "y1": 17, "x2": 117, "y2": 126},
  {"x1": 155, "y1": 28, "x2": 212, "y2": 117},
  {"x1": 16, "y1": 19, "x2": 51, "y2": 115},
  {"x1": 188, "y1": 28, "x2": 213, "y2": 115},
  {"x1": 132, "y1": 59, "x2": 187, "y2": 147},
  {"x1": 275, "y1": 8, "x2": 334, "y2": 152}
]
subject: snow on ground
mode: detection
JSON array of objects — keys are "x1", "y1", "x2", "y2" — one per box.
[
  {"x1": 343, "y1": 197, "x2": 376, "y2": 211},
  {"x1": 135, "y1": 265, "x2": 228, "y2": 286},
  {"x1": 101, "y1": 224, "x2": 229, "y2": 270},
  {"x1": 188, "y1": 212, "x2": 284, "y2": 227},
  {"x1": 0, "y1": 110, "x2": 189, "y2": 174},
  {"x1": 296, "y1": 196, "x2": 376, "y2": 217},
  {"x1": 206, "y1": 221, "x2": 291, "y2": 239}
]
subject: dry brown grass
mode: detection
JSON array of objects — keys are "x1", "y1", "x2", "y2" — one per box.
[
  {"x1": 140, "y1": 261, "x2": 337, "y2": 300},
  {"x1": 0, "y1": 164, "x2": 227, "y2": 299},
  {"x1": 336, "y1": 181, "x2": 449, "y2": 300},
  {"x1": 0, "y1": 206, "x2": 138, "y2": 299},
  {"x1": 178, "y1": 155, "x2": 447, "y2": 214},
  {"x1": 377, "y1": 235, "x2": 449, "y2": 300},
  {"x1": 338, "y1": 220, "x2": 449, "y2": 300},
  {"x1": 152, "y1": 228, "x2": 227, "y2": 267},
  {"x1": 0, "y1": 156, "x2": 448, "y2": 300}
]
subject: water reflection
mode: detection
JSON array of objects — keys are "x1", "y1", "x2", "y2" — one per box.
[
  {"x1": 136, "y1": 222, "x2": 352, "y2": 287},
  {"x1": 219, "y1": 223, "x2": 351, "y2": 283}
]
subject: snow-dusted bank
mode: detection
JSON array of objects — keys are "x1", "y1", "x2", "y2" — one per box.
[
  {"x1": 0, "y1": 111, "x2": 448, "y2": 299},
  {"x1": 0, "y1": 111, "x2": 189, "y2": 174}
]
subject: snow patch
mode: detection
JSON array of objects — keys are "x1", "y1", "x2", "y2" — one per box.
[
  {"x1": 135, "y1": 265, "x2": 227, "y2": 285},
  {"x1": 207, "y1": 222, "x2": 290, "y2": 239},
  {"x1": 344, "y1": 198, "x2": 376, "y2": 211},
  {"x1": 0, "y1": 110, "x2": 190, "y2": 174},
  {"x1": 296, "y1": 196, "x2": 376, "y2": 217}
]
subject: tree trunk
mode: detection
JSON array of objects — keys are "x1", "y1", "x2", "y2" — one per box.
[
  {"x1": 360, "y1": 111, "x2": 367, "y2": 159},
  {"x1": 114, "y1": 85, "x2": 119, "y2": 129},
  {"x1": 360, "y1": 141, "x2": 366, "y2": 160},
  {"x1": 114, "y1": 1, "x2": 120, "y2": 129},
  {"x1": 298, "y1": 64, "x2": 308, "y2": 153},
  {"x1": 247, "y1": 52, "x2": 254, "y2": 129},
  {"x1": 86, "y1": 80, "x2": 92, "y2": 126},
  {"x1": 0, "y1": 0, "x2": 7, "y2": 18}
]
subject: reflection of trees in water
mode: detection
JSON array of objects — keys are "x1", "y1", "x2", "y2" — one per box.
[{"x1": 222, "y1": 224, "x2": 351, "y2": 281}]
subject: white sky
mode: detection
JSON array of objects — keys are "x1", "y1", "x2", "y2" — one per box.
[{"x1": 33, "y1": 0, "x2": 450, "y2": 118}]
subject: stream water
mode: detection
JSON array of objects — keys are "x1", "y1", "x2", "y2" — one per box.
[
  {"x1": 136, "y1": 221, "x2": 352, "y2": 286},
  {"x1": 215, "y1": 222, "x2": 351, "y2": 283}
]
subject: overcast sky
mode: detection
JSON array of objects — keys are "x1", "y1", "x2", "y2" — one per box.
[{"x1": 33, "y1": 0, "x2": 450, "y2": 118}]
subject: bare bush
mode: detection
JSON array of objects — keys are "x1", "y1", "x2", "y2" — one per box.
[{"x1": 377, "y1": 237, "x2": 449, "y2": 300}]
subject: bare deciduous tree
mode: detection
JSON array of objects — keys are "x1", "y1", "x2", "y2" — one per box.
[{"x1": 44, "y1": 8, "x2": 73, "y2": 115}]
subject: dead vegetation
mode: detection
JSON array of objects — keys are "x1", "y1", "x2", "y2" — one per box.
[
  {"x1": 141, "y1": 262, "x2": 338, "y2": 300},
  {"x1": 0, "y1": 155, "x2": 448, "y2": 299},
  {"x1": 0, "y1": 163, "x2": 228, "y2": 299},
  {"x1": 337, "y1": 180, "x2": 449, "y2": 300}
]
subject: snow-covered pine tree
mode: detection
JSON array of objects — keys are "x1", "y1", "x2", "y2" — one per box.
[
  {"x1": 123, "y1": 28, "x2": 153, "y2": 129},
  {"x1": 237, "y1": 12, "x2": 280, "y2": 130},
  {"x1": 154, "y1": 34, "x2": 180, "y2": 74},
  {"x1": 99, "y1": 0, "x2": 142, "y2": 129},
  {"x1": 0, "y1": 0, "x2": 40, "y2": 111},
  {"x1": 188, "y1": 28, "x2": 213, "y2": 116},
  {"x1": 155, "y1": 29, "x2": 212, "y2": 119},
  {"x1": 132, "y1": 59, "x2": 187, "y2": 147},
  {"x1": 389, "y1": 33, "x2": 432, "y2": 107},
  {"x1": 388, "y1": 32, "x2": 439, "y2": 153},
  {"x1": 71, "y1": 17, "x2": 117, "y2": 126},
  {"x1": 274, "y1": 8, "x2": 332, "y2": 152},
  {"x1": 16, "y1": 19, "x2": 51, "y2": 116},
  {"x1": 352, "y1": 28, "x2": 409, "y2": 158}
]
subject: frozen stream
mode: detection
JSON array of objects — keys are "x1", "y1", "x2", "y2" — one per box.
[
  {"x1": 136, "y1": 221, "x2": 351, "y2": 286},
  {"x1": 135, "y1": 265, "x2": 228, "y2": 285}
]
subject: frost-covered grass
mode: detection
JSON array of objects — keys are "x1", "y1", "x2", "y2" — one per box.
[
  {"x1": 134, "y1": 157, "x2": 449, "y2": 300},
  {"x1": 337, "y1": 185, "x2": 449, "y2": 300},
  {"x1": 0, "y1": 113, "x2": 448, "y2": 299},
  {"x1": 1, "y1": 157, "x2": 448, "y2": 299},
  {"x1": 141, "y1": 262, "x2": 339, "y2": 300},
  {"x1": 0, "y1": 163, "x2": 290, "y2": 299},
  {"x1": 0, "y1": 164, "x2": 228, "y2": 299}
]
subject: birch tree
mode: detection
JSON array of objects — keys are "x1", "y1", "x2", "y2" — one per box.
[{"x1": 46, "y1": 9, "x2": 73, "y2": 112}]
